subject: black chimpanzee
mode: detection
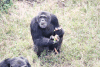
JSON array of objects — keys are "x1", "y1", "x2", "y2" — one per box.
[
  {"x1": 30, "y1": 11, "x2": 64, "y2": 57},
  {"x1": 0, "y1": 57, "x2": 31, "y2": 67}
]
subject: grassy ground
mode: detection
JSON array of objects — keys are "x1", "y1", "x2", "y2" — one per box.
[{"x1": 0, "y1": 0, "x2": 100, "y2": 67}]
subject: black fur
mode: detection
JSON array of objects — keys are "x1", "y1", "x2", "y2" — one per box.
[
  {"x1": 0, "y1": 57, "x2": 31, "y2": 67},
  {"x1": 30, "y1": 11, "x2": 64, "y2": 57}
]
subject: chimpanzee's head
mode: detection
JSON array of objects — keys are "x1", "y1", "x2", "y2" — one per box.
[
  {"x1": 0, "y1": 57, "x2": 31, "y2": 67},
  {"x1": 36, "y1": 11, "x2": 51, "y2": 28}
]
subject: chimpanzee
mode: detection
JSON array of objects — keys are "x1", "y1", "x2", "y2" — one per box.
[
  {"x1": 0, "y1": 57, "x2": 31, "y2": 67},
  {"x1": 30, "y1": 11, "x2": 64, "y2": 57}
]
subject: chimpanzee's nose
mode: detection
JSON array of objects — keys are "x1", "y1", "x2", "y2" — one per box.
[
  {"x1": 41, "y1": 19, "x2": 43, "y2": 21},
  {"x1": 41, "y1": 19, "x2": 45, "y2": 22}
]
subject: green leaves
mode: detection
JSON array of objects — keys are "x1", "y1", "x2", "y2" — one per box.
[{"x1": 0, "y1": 0, "x2": 13, "y2": 13}]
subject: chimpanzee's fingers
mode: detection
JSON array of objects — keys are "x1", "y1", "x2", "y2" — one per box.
[{"x1": 54, "y1": 27, "x2": 62, "y2": 31}]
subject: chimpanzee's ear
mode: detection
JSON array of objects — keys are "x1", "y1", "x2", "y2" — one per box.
[{"x1": 0, "y1": 58, "x2": 11, "y2": 67}]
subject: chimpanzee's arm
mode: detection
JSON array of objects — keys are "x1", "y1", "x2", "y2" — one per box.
[{"x1": 51, "y1": 14, "x2": 64, "y2": 38}]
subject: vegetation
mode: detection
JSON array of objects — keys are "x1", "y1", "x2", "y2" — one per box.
[
  {"x1": 0, "y1": 0, "x2": 13, "y2": 13},
  {"x1": 0, "y1": 0, "x2": 100, "y2": 67}
]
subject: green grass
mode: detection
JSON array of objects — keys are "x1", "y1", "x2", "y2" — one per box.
[{"x1": 0, "y1": 0, "x2": 100, "y2": 67}]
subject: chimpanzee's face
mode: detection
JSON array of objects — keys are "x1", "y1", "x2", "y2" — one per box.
[{"x1": 37, "y1": 12, "x2": 51, "y2": 28}]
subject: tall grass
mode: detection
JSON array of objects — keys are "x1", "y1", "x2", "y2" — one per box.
[{"x1": 0, "y1": 0, "x2": 100, "y2": 67}]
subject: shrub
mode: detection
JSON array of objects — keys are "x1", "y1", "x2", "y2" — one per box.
[{"x1": 0, "y1": 0, "x2": 13, "y2": 13}]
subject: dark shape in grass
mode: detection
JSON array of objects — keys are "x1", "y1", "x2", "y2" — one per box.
[{"x1": 0, "y1": 57, "x2": 31, "y2": 67}]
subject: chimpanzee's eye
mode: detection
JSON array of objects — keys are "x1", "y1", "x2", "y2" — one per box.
[{"x1": 44, "y1": 16, "x2": 47, "y2": 18}]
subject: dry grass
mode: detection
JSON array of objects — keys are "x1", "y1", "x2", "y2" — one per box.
[{"x1": 0, "y1": 0, "x2": 100, "y2": 67}]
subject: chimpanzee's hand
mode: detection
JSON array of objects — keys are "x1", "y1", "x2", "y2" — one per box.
[
  {"x1": 50, "y1": 35, "x2": 55, "y2": 40},
  {"x1": 54, "y1": 27, "x2": 64, "y2": 37},
  {"x1": 50, "y1": 35, "x2": 60, "y2": 44}
]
